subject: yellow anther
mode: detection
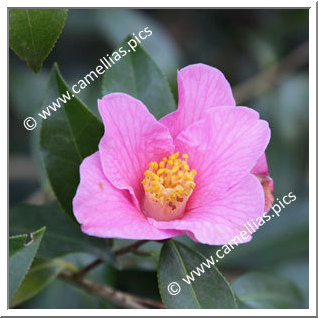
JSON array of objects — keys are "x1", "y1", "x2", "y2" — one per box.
[
  {"x1": 181, "y1": 161, "x2": 189, "y2": 169},
  {"x1": 169, "y1": 152, "x2": 179, "y2": 160},
  {"x1": 178, "y1": 171, "x2": 184, "y2": 178},
  {"x1": 141, "y1": 152, "x2": 197, "y2": 216},
  {"x1": 172, "y1": 166, "x2": 179, "y2": 173},
  {"x1": 157, "y1": 168, "x2": 166, "y2": 175},
  {"x1": 184, "y1": 174, "x2": 193, "y2": 181},
  {"x1": 175, "y1": 185, "x2": 184, "y2": 192},
  {"x1": 189, "y1": 183, "x2": 195, "y2": 189}
]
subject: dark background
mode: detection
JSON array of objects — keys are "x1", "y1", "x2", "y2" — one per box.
[{"x1": 9, "y1": 9, "x2": 309, "y2": 308}]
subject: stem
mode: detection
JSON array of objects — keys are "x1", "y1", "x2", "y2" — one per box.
[
  {"x1": 74, "y1": 258, "x2": 103, "y2": 280},
  {"x1": 64, "y1": 240, "x2": 161, "y2": 308},
  {"x1": 133, "y1": 250, "x2": 153, "y2": 256},
  {"x1": 75, "y1": 240, "x2": 149, "y2": 279},
  {"x1": 114, "y1": 240, "x2": 149, "y2": 256},
  {"x1": 233, "y1": 41, "x2": 308, "y2": 104},
  {"x1": 59, "y1": 271, "x2": 164, "y2": 309}
]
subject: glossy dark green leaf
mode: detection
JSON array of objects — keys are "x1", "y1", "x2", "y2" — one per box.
[
  {"x1": 101, "y1": 36, "x2": 176, "y2": 119},
  {"x1": 274, "y1": 259, "x2": 309, "y2": 308},
  {"x1": 10, "y1": 204, "x2": 117, "y2": 266},
  {"x1": 94, "y1": 9, "x2": 181, "y2": 78},
  {"x1": 22, "y1": 254, "x2": 116, "y2": 309},
  {"x1": 9, "y1": 227, "x2": 46, "y2": 301},
  {"x1": 10, "y1": 258, "x2": 72, "y2": 307},
  {"x1": 9, "y1": 9, "x2": 68, "y2": 73},
  {"x1": 158, "y1": 240, "x2": 237, "y2": 309},
  {"x1": 40, "y1": 64, "x2": 104, "y2": 218},
  {"x1": 232, "y1": 271, "x2": 302, "y2": 309}
]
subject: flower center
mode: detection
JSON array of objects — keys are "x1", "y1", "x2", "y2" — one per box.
[{"x1": 142, "y1": 152, "x2": 197, "y2": 221}]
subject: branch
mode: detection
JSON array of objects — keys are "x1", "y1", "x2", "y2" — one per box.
[
  {"x1": 74, "y1": 240, "x2": 149, "y2": 279},
  {"x1": 133, "y1": 250, "x2": 153, "y2": 256},
  {"x1": 233, "y1": 41, "x2": 308, "y2": 104},
  {"x1": 114, "y1": 240, "x2": 149, "y2": 256},
  {"x1": 74, "y1": 258, "x2": 103, "y2": 280},
  {"x1": 59, "y1": 270, "x2": 165, "y2": 309}
]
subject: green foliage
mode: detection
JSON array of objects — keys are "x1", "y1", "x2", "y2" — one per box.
[
  {"x1": 21, "y1": 254, "x2": 117, "y2": 309},
  {"x1": 9, "y1": 9, "x2": 68, "y2": 73},
  {"x1": 9, "y1": 9, "x2": 309, "y2": 309},
  {"x1": 190, "y1": 200, "x2": 308, "y2": 271},
  {"x1": 40, "y1": 64, "x2": 104, "y2": 218},
  {"x1": 158, "y1": 240, "x2": 237, "y2": 309},
  {"x1": 232, "y1": 271, "x2": 302, "y2": 309},
  {"x1": 274, "y1": 260, "x2": 309, "y2": 308},
  {"x1": 10, "y1": 258, "x2": 73, "y2": 307},
  {"x1": 9, "y1": 64, "x2": 49, "y2": 117},
  {"x1": 94, "y1": 9, "x2": 181, "y2": 78},
  {"x1": 10, "y1": 204, "x2": 117, "y2": 266},
  {"x1": 9, "y1": 227, "x2": 46, "y2": 301},
  {"x1": 101, "y1": 36, "x2": 176, "y2": 119}
]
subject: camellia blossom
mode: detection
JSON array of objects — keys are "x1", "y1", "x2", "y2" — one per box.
[{"x1": 73, "y1": 63, "x2": 274, "y2": 245}]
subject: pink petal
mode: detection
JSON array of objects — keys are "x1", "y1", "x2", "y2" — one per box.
[
  {"x1": 175, "y1": 106, "x2": 271, "y2": 199},
  {"x1": 73, "y1": 152, "x2": 177, "y2": 239},
  {"x1": 98, "y1": 93, "x2": 174, "y2": 209},
  {"x1": 149, "y1": 174, "x2": 264, "y2": 245},
  {"x1": 251, "y1": 153, "x2": 269, "y2": 176},
  {"x1": 251, "y1": 153, "x2": 274, "y2": 212},
  {"x1": 258, "y1": 176, "x2": 274, "y2": 213},
  {"x1": 160, "y1": 63, "x2": 235, "y2": 139}
]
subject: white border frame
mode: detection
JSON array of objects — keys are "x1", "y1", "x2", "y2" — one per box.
[{"x1": 3, "y1": 1, "x2": 316, "y2": 316}]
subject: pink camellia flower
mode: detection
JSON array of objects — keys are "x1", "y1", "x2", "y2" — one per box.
[{"x1": 73, "y1": 64, "x2": 274, "y2": 245}]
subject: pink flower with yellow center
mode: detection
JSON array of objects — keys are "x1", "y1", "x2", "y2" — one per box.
[{"x1": 73, "y1": 63, "x2": 273, "y2": 245}]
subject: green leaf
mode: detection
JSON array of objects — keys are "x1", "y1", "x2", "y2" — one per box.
[
  {"x1": 274, "y1": 259, "x2": 309, "y2": 308},
  {"x1": 9, "y1": 227, "x2": 46, "y2": 301},
  {"x1": 10, "y1": 258, "x2": 73, "y2": 307},
  {"x1": 10, "y1": 204, "x2": 117, "y2": 266},
  {"x1": 9, "y1": 64, "x2": 50, "y2": 189},
  {"x1": 94, "y1": 9, "x2": 181, "y2": 79},
  {"x1": 40, "y1": 64, "x2": 104, "y2": 218},
  {"x1": 22, "y1": 254, "x2": 116, "y2": 309},
  {"x1": 194, "y1": 200, "x2": 309, "y2": 269},
  {"x1": 101, "y1": 36, "x2": 176, "y2": 119},
  {"x1": 232, "y1": 271, "x2": 302, "y2": 309},
  {"x1": 158, "y1": 240, "x2": 237, "y2": 309},
  {"x1": 9, "y1": 9, "x2": 68, "y2": 73}
]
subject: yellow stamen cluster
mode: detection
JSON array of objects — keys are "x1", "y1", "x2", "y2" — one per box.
[{"x1": 142, "y1": 152, "x2": 197, "y2": 211}]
